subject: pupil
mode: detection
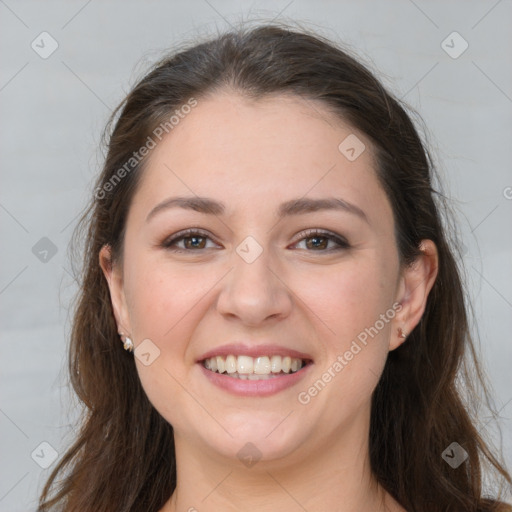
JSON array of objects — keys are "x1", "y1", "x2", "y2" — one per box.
[
  {"x1": 308, "y1": 236, "x2": 326, "y2": 250},
  {"x1": 187, "y1": 236, "x2": 204, "y2": 249}
]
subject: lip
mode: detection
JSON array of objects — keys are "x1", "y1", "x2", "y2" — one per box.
[
  {"x1": 198, "y1": 361, "x2": 313, "y2": 397},
  {"x1": 196, "y1": 343, "x2": 313, "y2": 362}
]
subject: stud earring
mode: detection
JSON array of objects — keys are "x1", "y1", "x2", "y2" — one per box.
[
  {"x1": 398, "y1": 327, "x2": 408, "y2": 339},
  {"x1": 118, "y1": 332, "x2": 134, "y2": 352}
]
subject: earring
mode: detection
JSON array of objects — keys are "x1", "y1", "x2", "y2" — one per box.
[
  {"x1": 118, "y1": 332, "x2": 134, "y2": 352},
  {"x1": 398, "y1": 327, "x2": 408, "y2": 339}
]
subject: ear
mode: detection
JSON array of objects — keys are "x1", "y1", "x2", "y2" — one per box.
[
  {"x1": 390, "y1": 239, "x2": 439, "y2": 351},
  {"x1": 99, "y1": 244, "x2": 131, "y2": 337}
]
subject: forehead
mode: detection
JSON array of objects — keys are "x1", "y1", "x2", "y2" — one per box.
[{"x1": 129, "y1": 91, "x2": 392, "y2": 227}]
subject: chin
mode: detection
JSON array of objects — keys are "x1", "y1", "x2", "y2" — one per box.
[{"x1": 196, "y1": 414, "x2": 310, "y2": 466}]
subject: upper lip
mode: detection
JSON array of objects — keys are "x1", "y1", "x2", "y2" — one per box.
[{"x1": 196, "y1": 343, "x2": 313, "y2": 363}]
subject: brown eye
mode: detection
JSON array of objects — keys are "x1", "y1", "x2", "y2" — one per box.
[
  {"x1": 182, "y1": 235, "x2": 207, "y2": 249},
  {"x1": 305, "y1": 235, "x2": 329, "y2": 250},
  {"x1": 162, "y1": 229, "x2": 218, "y2": 252},
  {"x1": 293, "y1": 229, "x2": 349, "y2": 252}
]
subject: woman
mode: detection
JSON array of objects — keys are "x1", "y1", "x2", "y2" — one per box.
[{"x1": 38, "y1": 23, "x2": 511, "y2": 511}]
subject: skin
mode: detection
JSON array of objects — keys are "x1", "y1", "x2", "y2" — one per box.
[{"x1": 100, "y1": 91, "x2": 438, "y2": 512}]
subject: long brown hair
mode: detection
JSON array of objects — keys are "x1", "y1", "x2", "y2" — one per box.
[{"x1": 38, "y1": 22, "x2": 511, "y2": 511}]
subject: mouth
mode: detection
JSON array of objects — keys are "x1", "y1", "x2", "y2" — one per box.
[
  {"x1": 201, "y1": 354, "x2": 312, "y2": 380},
  {"x1": 197, "y1": 344, "x2": 314, "y2": 396}
]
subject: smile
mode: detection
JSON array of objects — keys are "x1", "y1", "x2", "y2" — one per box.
[
  {"x1": 199, "y1": 353, "x2": 313, "y2": 397},
  {"x1": 202, "y1": 354, "x2": 307, "y2": 380}
]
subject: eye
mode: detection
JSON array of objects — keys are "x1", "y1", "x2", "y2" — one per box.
[
  {"x1": 161, "y1": 229, "x2": 219, "y2": 252},
  {"x1": 291, "y1": 229, "x2": 350, "y2": 252},
  {"x1": 161, "y1": 228, "x2": 350, "y2": 253}
]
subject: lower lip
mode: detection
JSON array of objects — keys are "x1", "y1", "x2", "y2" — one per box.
[{"x1": 198, "y1": 363, "x2": 313, "y2": 397}]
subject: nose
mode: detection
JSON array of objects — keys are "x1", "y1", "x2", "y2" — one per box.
[{"x1": 215, "y1": 242, "x2": 293, "y2": 326}]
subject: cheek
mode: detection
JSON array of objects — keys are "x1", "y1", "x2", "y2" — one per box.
[
  {"x1": 126, "y1": 267, "x2": 178, "y2": 340},
  {"x1": 301, "y1": 256, "x2": 396, "y2": 408},
  {"x1": 314, "y1": 257, "x2": 395, "y2": 345},
  {"x1": 123, "y1": 254, "x2": 220, "y2": 360},
  {"x1": 123, "y1": 258, "x2": 211, "y2": 427}
]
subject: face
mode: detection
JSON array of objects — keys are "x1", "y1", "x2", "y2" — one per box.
[{"x1": 101, "y1": 91, "x2": 424, "y2": 468}]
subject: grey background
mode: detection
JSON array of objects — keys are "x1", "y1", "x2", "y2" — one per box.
[{"x1": 1, "y1": 1, "x2": 511, "y2": 510}]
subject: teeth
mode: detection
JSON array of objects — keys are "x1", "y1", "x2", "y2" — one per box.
[
  {"x1": 270, "y1": 355, "x2": 281, "y2": 373},
  {"x1": 219, "y1": 372, "x2": 275, "y2": 380},
  {"x1": 225, "y1": 355, "x2": 237, "y2": 374},
  {"x1": 202, "y1": 354, "x2": 306, "y2": 376},
  {"x1": 237, "y1": 355, "x2": 253, "y2": 374},
  {"x1": 254, "y1": 356, "x2": 270, "y2": 375},
  {"x1": 205, "y1": 357, "x2": 217, "y2": 372}
]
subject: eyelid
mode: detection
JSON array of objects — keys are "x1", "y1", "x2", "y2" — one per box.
[
  {"x1": 161, "y1": 227, "x2": 349, "y2": 252},
  {"x1": 290, "y1": 228, "x2": 349, "y2": 250},
  {"x1": 161, "y1": 228, "x2": 219, "y2": 248}
]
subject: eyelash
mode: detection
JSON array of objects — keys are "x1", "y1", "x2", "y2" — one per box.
[{"x1": 161, "y1": 228, "x2": 350, "y2": 253}]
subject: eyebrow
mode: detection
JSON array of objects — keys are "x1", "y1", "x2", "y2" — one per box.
[{"x1": 145, "y1": 196, "x2": 369, "y2": 224}]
